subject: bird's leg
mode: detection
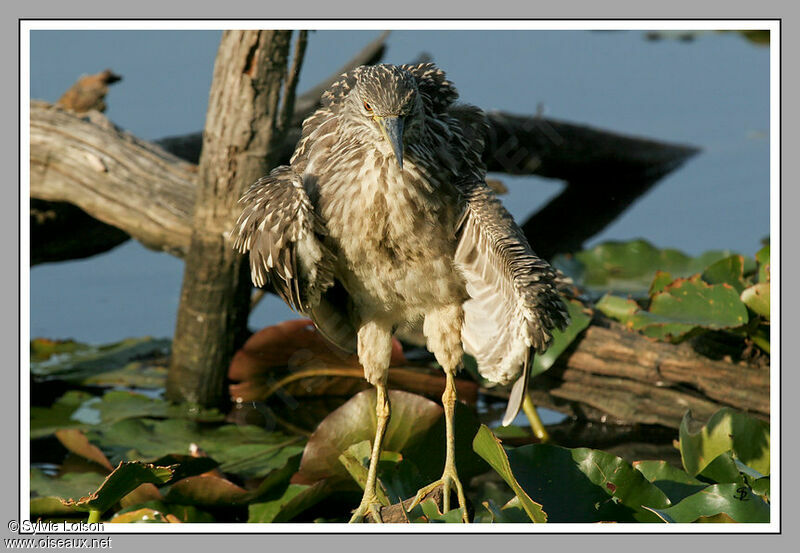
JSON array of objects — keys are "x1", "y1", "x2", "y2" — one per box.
[
  {"x1": 349, "y1": 321, "x2": 393, "y2": 523},
  {"x1": 409, "y1": 305, "x2": 469, "y2": 522},
  {"x1": 349, "y1": 380, "x2": 390, "y2": 523},
  {"x1": 408, "y1": 369, "x2": 469, "y2": 521}
]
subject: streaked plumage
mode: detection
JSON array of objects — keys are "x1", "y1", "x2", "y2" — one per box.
[{"x1": 232, "y1": 63, "x2": 568, "y2": 521}]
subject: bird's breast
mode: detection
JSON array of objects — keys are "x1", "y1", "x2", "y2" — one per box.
[{"x1": 312, "y1": 150, "x2": 466, "y2": 318}]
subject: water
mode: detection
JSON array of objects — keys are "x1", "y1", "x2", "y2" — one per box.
[{"x1": 29, "y1": 29, "x2": 769, "y2": 346}]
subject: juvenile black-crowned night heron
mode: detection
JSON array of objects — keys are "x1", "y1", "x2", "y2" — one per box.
[{"x1": 232, "y1": 63, "x2": 569, "y2": 523}]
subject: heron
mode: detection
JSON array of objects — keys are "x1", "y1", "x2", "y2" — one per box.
[{"x1": 232, "y1": 63, "x2": 569, "y2": 523}]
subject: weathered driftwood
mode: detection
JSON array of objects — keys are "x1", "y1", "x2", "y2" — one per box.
[
  {"x1": 30, "y1": 102, "x2": 196, "y2": 257},
  {"x1": 525, "y1": 321, "x2": 769, "y2": 429}
]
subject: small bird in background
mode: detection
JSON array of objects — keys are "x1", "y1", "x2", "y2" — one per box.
[{"x1": 233, "y1": 63, "x2": 569, "y2": 523}]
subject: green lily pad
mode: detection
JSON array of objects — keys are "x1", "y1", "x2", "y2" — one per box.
[
  {"x1": 111, "y1": 501, "x2": 214, "y2": 523},
  {"x1": 471, "y1": 425, "x2": 547, "y2": 522},
  {"x1": 296, "y1": 389, "x2": 468, "y2": 487},
  {"x1": 55, "y1": 429, "x2": 114, "y2": 471},
  {"x1": 61, "y1": 461, "x2": 174, "y2": 513},
  {"x1": 30, "y1": 468, "x2": 106, "y2": 516},
  {"x1": 532, "y1": 299, "x2": 592, "y2": 377},
  {"x1": 31, "y1": 390, "x2": 94, "y2": 439},
  {"x1": 599, "y1": 275, "x2": 751, "y2": 342},
  {"x1": 634, "y1": 276, "x2": 749, "y2": 341},
  {"x1": 30, "y1": 338, "x2": 90, "y2": 363},
  {"x1": 633, "y1": 460, "x2": 708, "y2": 504},
  {"x1": 679, "y1": 408, "x2": 770, "y2": 477},
  {"x1": 164, "y1": 475, "x2": 249, "y2": 507},
  {"x1": 109, "y1": 507, "x2": 174, "y2": 523},
  {"x1": 553, "y1": 239, "x2": 749, "y2": 300},
  {"x1": 416, "y1": 499, "x2": 466, "y2": 523},
  {"x1": 643, "y1": 483, "x2": 769, "y2": 523},
  {"x1": 595, "y1": 294, "x2": 640, "y2": 326},
  {"x1": 750, "y1": 476, "x2": 770, "y2": 502},
  {"x1": 702, "y1": 255, "x2": 748, "y2": 293},
  {"x1": 755, "y1": 245, "x2": 770, "y2": 283},
  {"x1": 698, "y1": 452, "x2": 745, "y2": 485},
  {"x1": 247, "y1": 481, "x2": 329, "y2": 523},
  {"x1": 30, "y1": 337, "x2": 171, "y2": 384},
  {"x1": 337, "y1": 440, "x2": 399, "y2": 505},
  {"x1": 649, "y1": 271, "x2": 674, "y2": 296},
  {"x1": 479, "y1": 497, "x2": 531, "y2": 523},
  {"x1": 31, "y1": 389, "x2": 225, "y2": 439},
  {"x1": 474, "y1": 425, "x2": 670, "y2": 522},
  {"x1": 741, "y1": 282, "x2": 770, "y2": 320},
  {"x1": 86, "y1": 418, "x2": 305, "y2": 481}
]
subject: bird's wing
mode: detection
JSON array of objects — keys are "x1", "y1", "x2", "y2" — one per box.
[
  {"x1": 232, "y1": 166, "x2": 357, "y2": 352},
  {"x1": 454, "y1": 180, "x2": 570, "y2": 425}
]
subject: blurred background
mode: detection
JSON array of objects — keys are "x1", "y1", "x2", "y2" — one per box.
[{"x1": 29, "y1": 29, "x2": 770, "y2": 344}]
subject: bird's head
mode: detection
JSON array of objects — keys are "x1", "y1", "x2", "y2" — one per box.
[{"x1": 347, "y1": 65, "x2": 423, "y2": 169}]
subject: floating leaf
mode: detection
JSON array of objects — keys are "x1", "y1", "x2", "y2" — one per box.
[
  {"x1": 165, "y1": 475, "x2": 249, "y2": 507},
  {"x1": 86, "y1": 418, "x2": 305, "y2": 481},
  {"x1": 30, "y1": 337, "x2": 170, "y2": 384},
  {"x1": 295, "y1": 389, "x2": 441, "y2": 486},
  {"x1": 649, "y1": 271, "x2": 674, "y2": 296},
  {"x1": 30, "y1": 468, "x2": 106, "y2": 516},
  {"x1": 337, "y1": 441, "x2": 396, "y2": 505},
  {"x1": 755, "y1": 245, "x2": 770, "y2": 283},
  {"x1": 741, "y1": 282, "x2": 770, "y2": 320},
  {"x1": 471, "y1": 425, "x2": 547, "y2": 522},
  {"x1": 643, "y1": 483, "x2": 769, "y2": 523},
  {"x1": 30, "y1": 390, "x2": 93, "y2": 439},
  {"x1": 474, "y1": 425, "x2": 670, "y2": 522},
  {"x1": 633, "y1": 460, "x2": 707, "y2": 504},
  {"x1": 32, "y1": 390, "x2": 225, "y2": 439},
  {"x1": 111, "y1": 501, "x2": 214, "y2": 523},
  {"x1": 416, "y1": 499, "x2": 466, "y2": 523},
  {"x1": 532, "y1": 299, "x2": 592, "y2": 377},
  {"x1": 119, "y1": 483, "x2": 162, "y2": 508},
  {"x1": 61, "y1": 461, "x2": 174, "y2": 513},
  {"x1": 699, "y1": 452, "x2": 744, "y2": 485},
  {"x1": 702, "y1": 255, "x2": 748, "y2": 293},
  {"x1": 109, "y1": 507, "x2": 173, "y2": 523},
  {"x1": 626, "y1": 276, "x2": 749, "y2": 341},
  {"x1": 30, "y1": 338, "x2": 90, "y2": 363},
  {"x1": 679, "y1": 408, "x2": 770, "y2": 477},
  {"x1": 480, "y1": 497, "x2": 531, "y2": 523},
  {"x1": 595, "y1": 294, "x2": 640, "y2": 325},
  {"x1": 55, "y1": 429, "x2": 114, "y2": 471},
  {"x1": 247, "y1": 481, "x2": 329, "y2": 523},
  {"x1": 554, "y1": 240, "x2": 748, "y2": 300}
]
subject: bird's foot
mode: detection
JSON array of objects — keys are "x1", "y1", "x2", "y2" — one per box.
[
  {"x1": 349, "y1": 491, "x2": 384, "y2": 523},
  {"x1": 408, "y1": 467, "x2": 470, "y2": 523}
]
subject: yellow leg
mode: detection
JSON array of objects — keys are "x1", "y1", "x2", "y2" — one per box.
[
  {"x1": 522, "y1": 392, "x2": 552, "y2": 443},
  {"x1": 408, "y1": 370, "x2": 469, "y2": 522},
  {"x1": 349, "y1": 382, "x2": 390, "y2": 523}
]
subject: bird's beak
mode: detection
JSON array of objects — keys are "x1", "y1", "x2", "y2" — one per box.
[{"x1": 375, "y1": 116, "x2": 404, "y2": 169}]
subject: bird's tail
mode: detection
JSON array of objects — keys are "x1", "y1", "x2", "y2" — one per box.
[{"x1": 502, "y1": 350, "x2": 531, "y2": 426}]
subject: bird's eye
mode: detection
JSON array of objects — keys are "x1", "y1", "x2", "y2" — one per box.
[{"x1": 363, "y1": 101, "x2": 372, "y2": 112}]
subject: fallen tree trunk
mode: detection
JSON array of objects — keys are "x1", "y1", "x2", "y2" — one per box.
[
  {"x1": 525, "y1": 320, "x2": 769, "y2": 429},
  {"x1": 30, "y1": 101, "x2": 196, "y2": 257}
]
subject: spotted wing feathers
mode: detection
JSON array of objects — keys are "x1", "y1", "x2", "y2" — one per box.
[
  {"x1": 454, "y1": 181, "x2": 570, "y2": 425},
  {"x1": 232, "y1": 166, "x2": 334, "y2": 314}
]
